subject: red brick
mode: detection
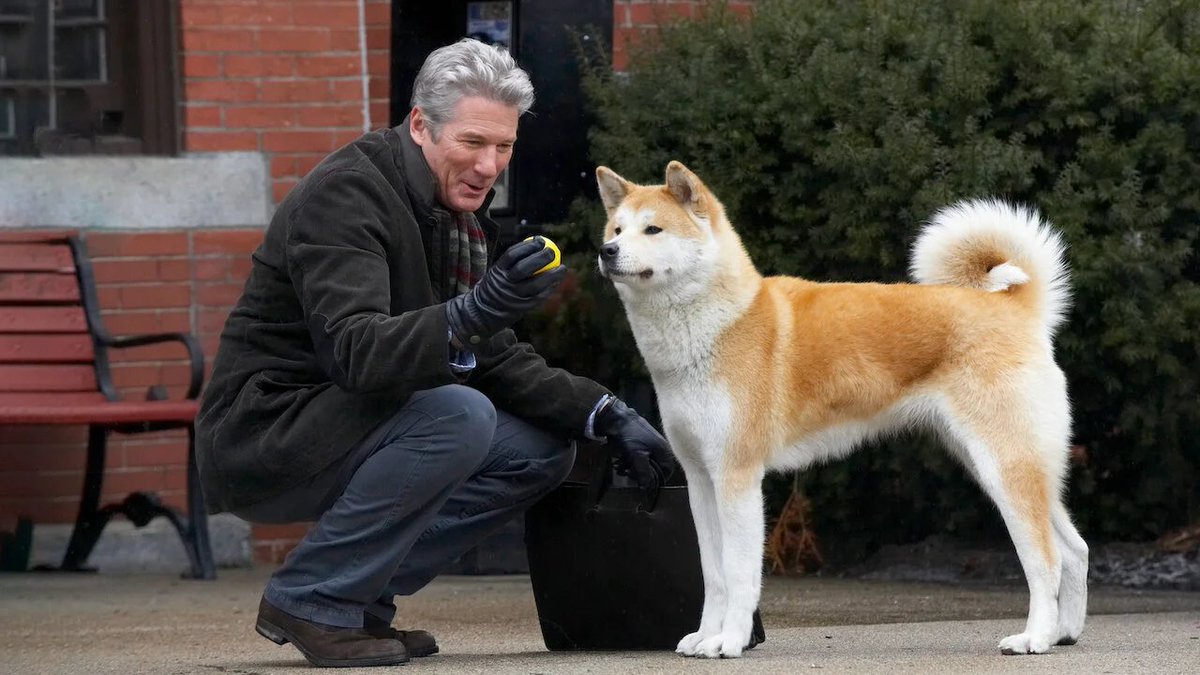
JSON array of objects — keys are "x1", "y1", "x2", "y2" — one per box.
[
  {"x1": 296, "y1": 153, "x2": 329, "y2": 177},
  {"x1": 0, "y1": 472, "x2": 82, "y2": 499},
  {"x1": 110, "y1": 363, "x2": 195, "y2": 389},
  {"x1": 102, "y1": 310, "x2": 191, "y2": 336},
  {"x1": 332, "y1": 130, "x2": 361, "y2": 148},
  {"x1": 100, "y1": 468, "x2": 167, "y2": 497},
  {"x1": 180, "y1": 4, "x2": 222, "y2": 28},
  {"x1": 0, "y1": 425, "x2": 85, "y2": 446},
  {"x1": 185, "y1": 105, "x2": 222, "y2": 128},
  {"x1": 367, "y1": 75, "x2": 388, "y2": 100},
  {"x1": 183, "y1": 53, "x2": 222, "y2": 78},
  {"x1": 199, "y1": 308, "x2": 233, "y2": 334},
  {"x1": 263, "y1": 130, "x2": 336, "y2": 153},
  {"x1": 218, "y1": 4, "x2": 292, "y2": 27},
  {"x1": 364, "y1": 1, "x2": 390, "y2": 24},
  {"x1": 270, "y1": 155, "x2": 299, "y2": 179},
  {"x1": 186, "y1": 80, "x2": 259, "y2": 103},
  {"x1": 92, "y1": 258, "x2": 191, "y2": 284},
  {"x1": 260, "y1": 81, "x2": 334, "y2": 103},
  {"x1": 253, "y1": 522, "x2": 314, "y2": 540},
  {"x1": 273, "y1": 180, "x2": 298, "y2": 204},
  {"x1": 186, "y1": 130, "x2": 261, "y2": 152},
  {"x1": 116, "y1": 284, "x2": 192, "y2": 310},
  {"x1": 0, "y1": 447, "x2": 85, "y2": 472},
  {"x1": 367, "y1": 53, "x2": 389, "y2": 78},
  {"x1": 329, "y1": 29, "x2": 362, "y2": 51},
  {"x1": 258, "y1": 28, "x2": 332, "y2": 52},
  {"x1": 296, "y1": 104, "x2": 363, "y2": 128},
  {"x1": 197, "y1": 282, "x2": 247, "y2": 307},
  {"x1": 331, "y1": 79, "x2": 363, "y2": 101},
  {"x1": 292, "y1": 4, "x2": 360, "y2": 27},
  {"x1": 84, "y1": 232, "x2": 190, "y2": 257},
  {"x1": 225, "y1": 105, "x2": 297, "y2": 129},
  {"x1": 224, "y1": 54, "x2": 296, "y2": 78},
  {"x1": 369, "y1": 103, "x2": 391, "y2": 129},
  {"x1": 183, "y1": 28, "x2": 256, "y2": 52},
  {"x1": 122, "y1": 441, "x2": 188, "y2": 469},
  {"x1": 108, "y1": 340, "x2": 196, "y2": 363},
  {"x1": 364, "y1": 26, "x2": 389, "y2": 50},
  {"x1": 296, "y1": 55, "x2": 361, "y2": 78},
  {"x1": 193, "y1": 229, "x2": 265, "y2": 255}
]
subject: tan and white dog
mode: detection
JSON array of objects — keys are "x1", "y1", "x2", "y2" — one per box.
[{"x1": 595, "y1": 161, "x2": 1088, "y2": 658}]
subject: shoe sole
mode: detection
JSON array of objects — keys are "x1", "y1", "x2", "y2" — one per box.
[{"x1": 256, "y1": 617, "x2": 410, "y2": 668}]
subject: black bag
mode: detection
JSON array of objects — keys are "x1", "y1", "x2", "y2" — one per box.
[{"x1": 524, "y1": 443, "x2": 765, "y2": 651}]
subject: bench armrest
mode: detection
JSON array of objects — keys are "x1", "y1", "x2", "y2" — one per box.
[{"x1": 103, "y1": 332, "x2": 206, "y2": 400}]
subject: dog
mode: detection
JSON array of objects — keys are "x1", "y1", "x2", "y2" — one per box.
[{"x1": 594, "y1": 161, "x2": 1088, "y2": 658}]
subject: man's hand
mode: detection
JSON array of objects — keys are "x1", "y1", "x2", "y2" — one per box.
[
  {"x1": 594, "y1": 397, "x2": 677, "y2": 491},
  {"x1": 445, "y1": 237, "x2": 566, "y2": 347}
]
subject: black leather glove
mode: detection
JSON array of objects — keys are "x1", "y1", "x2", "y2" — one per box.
[
  {"x1": 594, "y1": 397, "x2": 677, "y2": 491},
  {"x1": 445, "y1": 237, "x2": 567, "y2": 347}
]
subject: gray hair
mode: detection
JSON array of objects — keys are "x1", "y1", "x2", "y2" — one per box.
[{"x1": 411, "y1": 38, "x2": 535, "y2": 137}]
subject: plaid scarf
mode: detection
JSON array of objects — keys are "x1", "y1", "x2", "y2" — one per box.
[{"x1": 446, "y1": 211, "x2": 489, "y2": 298}]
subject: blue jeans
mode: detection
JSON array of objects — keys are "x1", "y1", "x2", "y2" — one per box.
[{"x1": 233, "y1": 384, "x2": 574, "y2": 628}]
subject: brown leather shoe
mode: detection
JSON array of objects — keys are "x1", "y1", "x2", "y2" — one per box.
[
  {"x1": 363, "y1": 612, "x2": 439, "y2": 657},
  {"x1": 255, "y1": 598, "x2": 410, "y2": 668}
]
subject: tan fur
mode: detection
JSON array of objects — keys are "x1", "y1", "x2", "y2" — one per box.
[{"x1": 596, "y1": 161, "x2": 1086, "y2": 657}]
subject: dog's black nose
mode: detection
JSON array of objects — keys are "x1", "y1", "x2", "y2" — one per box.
[{"x1": 600, "y1": 242, "x2": 619, "y2": 259}]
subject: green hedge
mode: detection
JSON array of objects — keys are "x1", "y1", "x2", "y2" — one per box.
[{"x1": 527, "y1": 0, "x2": 1200, "y2": 551}]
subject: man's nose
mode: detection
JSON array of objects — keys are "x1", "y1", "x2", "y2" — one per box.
[
  {"x1": 600, "y1": 241, "x2": 619, "y2": 259},
  {"x1": 475, "y1": 148, "x2": 501, "y2": 179}
]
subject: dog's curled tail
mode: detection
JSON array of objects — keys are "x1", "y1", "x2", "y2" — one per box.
[{"x1": 910, "y1": 198, "x2": 1071, "y2": 337}]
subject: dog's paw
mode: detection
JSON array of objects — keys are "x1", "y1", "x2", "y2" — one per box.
[
  {"x1": 998, "y1": 632, "x2": 1053, "y2": 655},
  {"x1": 676, "y1": 631, "x2": 707, "y2": 656},
  {"x1": 695, "y1": 632, "x2": 746, "y2": 659}
]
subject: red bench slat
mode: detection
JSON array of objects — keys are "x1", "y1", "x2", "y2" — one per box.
[
  {"x1": 0, "y1": 272, "x2": 81, "y2": 302},
  {"x1": 0, "y1": 393, "x2": 198, "y2": 425},
  {"x1": 0, "y1": 307, "x2": 89, "y2": 333},
  {"x1": 0, "y1": 364, "x2": 97, "y2": 392},
  {"x1": 0, "y1": 243, "x2": 76, "y2": 273},
  {"x1": 0, "y1": 334, "x2": 94, "y2": 363}
]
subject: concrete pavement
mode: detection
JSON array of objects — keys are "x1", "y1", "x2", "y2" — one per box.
[{"x1": 1, "y1": 568, "x2": 1197, "y2": 674}]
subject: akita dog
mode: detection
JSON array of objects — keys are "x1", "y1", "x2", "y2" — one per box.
[{"x1": 594, "y1": 161, "x2": 1088, "y2": 658}]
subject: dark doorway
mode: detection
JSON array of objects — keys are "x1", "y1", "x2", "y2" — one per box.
[{"x1": 391, "y1": 0, "x2": 613, "y2": 243}]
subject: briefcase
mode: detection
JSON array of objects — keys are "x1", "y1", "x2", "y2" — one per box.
[{"x1": 524, "y1": 443, "x2": 765, "y2": 651}]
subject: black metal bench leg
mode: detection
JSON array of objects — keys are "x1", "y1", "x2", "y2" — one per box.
[
  {"x1": 183, "y1": 425, "x2": 216, "y2": 579},
  {"x1": 61, "y1": 425, "x2": 111, "y2": 571}
]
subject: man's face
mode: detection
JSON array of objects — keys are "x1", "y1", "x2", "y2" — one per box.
[{"x1": 409, "y1": 96, "x2": 519, "y2": 213}]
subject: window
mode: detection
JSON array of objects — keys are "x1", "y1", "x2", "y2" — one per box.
[{"x1": 0, "y1": 0, "x2": 178, "y2": 156}]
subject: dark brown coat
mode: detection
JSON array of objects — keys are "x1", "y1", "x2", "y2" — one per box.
[{"x1": 196, "y1": 123, "x2": 609, "y2": 513}]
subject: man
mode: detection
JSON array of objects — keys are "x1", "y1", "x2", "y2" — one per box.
[{"x1": 195, "y1": 38, "x2": 675, "y2": 668}]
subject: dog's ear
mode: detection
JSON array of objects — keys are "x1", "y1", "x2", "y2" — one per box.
[
  {"x1": 665, "y1": 161, "x2": 708, "y2": 217},
  {"x1": 596, "y1": 166, "x2": 632, "y2": 215}
]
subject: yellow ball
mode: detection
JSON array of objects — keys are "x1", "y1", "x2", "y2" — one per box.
[{"x1": 524, "y1": 236, "x2": 562, "y2": 275}]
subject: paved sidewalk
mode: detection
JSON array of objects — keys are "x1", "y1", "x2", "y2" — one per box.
[{"x1": 1, "y1": 568, "x2": 1197, "y2": 674}]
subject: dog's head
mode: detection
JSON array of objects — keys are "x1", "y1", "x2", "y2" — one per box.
[{"x1": 594, "y1": 161, "x2": 727, "y2": 300}]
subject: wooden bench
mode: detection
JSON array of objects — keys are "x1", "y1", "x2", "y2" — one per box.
[{"x1": 0, "y1": 234, "x2": 215, "y2": 579}]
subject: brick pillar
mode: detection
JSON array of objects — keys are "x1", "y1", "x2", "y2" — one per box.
[{"x1": 179, "y1": 0, "x2": 393, "y2": 204}]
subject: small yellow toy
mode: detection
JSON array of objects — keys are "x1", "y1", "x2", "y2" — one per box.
[{"x1": 524, "y1": 236, "x2": 561, "y2": 275}]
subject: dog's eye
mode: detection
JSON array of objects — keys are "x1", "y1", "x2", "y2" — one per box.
[
  {"x1": 614, "y1": 227, "x2": 622, "y2": 235},
  {"x1": 644, "y1": 226, "x2": 662, "y2": 235}
]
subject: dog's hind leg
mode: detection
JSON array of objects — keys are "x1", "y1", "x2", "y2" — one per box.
[
  {"x1": 1052, "y1": 502, "x2": 1088, "y2": 645},
  {"x1": 945, "y1": 412, "x2": 1062, "y2": 655},
  {"x1": 675, "y1": 459, "x2": 728, "y2": 656},
  {"x1": 694, "y1": 467, "x2": 765, "y2": 659}
]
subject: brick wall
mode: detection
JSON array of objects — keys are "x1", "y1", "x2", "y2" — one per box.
[
  {"x1": 180, "y1": 0, "x2": 393, "y2": 203},
  {"x1": 612, "y1": 0, "x2": 755, "y2": 71}
]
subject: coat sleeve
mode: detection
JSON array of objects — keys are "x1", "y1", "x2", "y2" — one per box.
[
  {"x1": 468, "y1": 328, "x2": 612, "y2": 439},
  {"x1": 286, "y1": 168, "x2": 459, "y2": 394}
]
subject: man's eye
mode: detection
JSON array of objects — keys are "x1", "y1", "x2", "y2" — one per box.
[
  {"x1": 644, "y1": 226, "x2": 662, "y2": 235},
  {"x1": 498, "y1": 144, "x2": 513, "y2": 154}
]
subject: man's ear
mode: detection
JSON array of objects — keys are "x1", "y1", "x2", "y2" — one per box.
[
  {"x1": 665, "y1": 161, "x2": 707, "y2": 216},
  {"x1": 409, "y1": 107, "x2": 427, "y2": 147},
  {"x1": 596, "y1": 166, "x2": 632, "y2": 215}
]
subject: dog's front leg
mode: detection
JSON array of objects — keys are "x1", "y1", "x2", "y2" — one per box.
[
  {"x1": 675, "y1": 460, "x2": 727, "y2": 656},
  {"x1": 695, "y1": 472, "x2": 765, "y2": 659}
]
